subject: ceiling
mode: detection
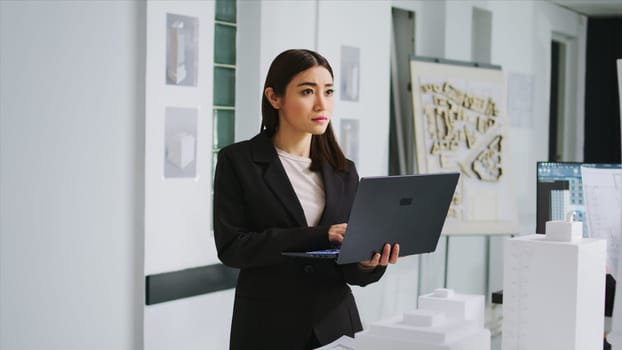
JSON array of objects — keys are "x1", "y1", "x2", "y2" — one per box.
[{"x1": 551, "y1": 0, "x2": 622, "y2": 17}]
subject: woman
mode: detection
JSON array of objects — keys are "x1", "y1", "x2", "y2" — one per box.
[{"x1": 213, "y1": 49, "x2": 399, "y2": 349}]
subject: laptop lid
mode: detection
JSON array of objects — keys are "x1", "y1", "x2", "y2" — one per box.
[
  {"x1": 282, "y1": 173, "x2": 459, "y2": 265},
  {"x1": 335, "y1": 173, "x2": 459, "y2": 264}
]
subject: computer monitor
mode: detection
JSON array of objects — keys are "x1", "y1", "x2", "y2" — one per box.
[{"x1": 536, "y1": 161, "x2": 621, "y2": 235}]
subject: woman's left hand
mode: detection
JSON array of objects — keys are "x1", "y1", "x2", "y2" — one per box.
[{"x1": 358, "y1": 243, "x2": 400, "y2": 270}]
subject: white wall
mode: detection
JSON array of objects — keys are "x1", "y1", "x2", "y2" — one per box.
[
  {"x1": 316, "y1": 0, "x2": 391, "y2": 178},
  {"x1": 0, "y1": 1, "x2": 145, "y2": 349},
  {"x1": 235, "y1": 0, "x2": 262, "y2": 141},
  {"x1": 144, "y1": 0, "x2": 217, "y2": 278},
  {"x1": 144, "y1": 289, "x2": 233, "y2": 350},
  {"x1": 393, "y1": 0, "x2": 447, "y2": 58}
]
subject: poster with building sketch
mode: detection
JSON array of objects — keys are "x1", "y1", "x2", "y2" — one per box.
[
  {"x1": 166, "y1": 13, "x2": 198, "y2": 86},
  {"x1": 410, "y1": 58, "x2": 518, "y2": 235},
  {"x1": 164, "y1": 106, "x2": 198, "y2": 178},
  {"x1": 340, "y1": 118, "x2": 360, "y2": 164}
]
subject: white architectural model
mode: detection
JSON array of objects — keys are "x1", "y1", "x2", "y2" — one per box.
[
  {"x1": 354, "y1": 289, "x2": 490, "y2": 350},
  {"x1": 503, "y1": 217, "x2": 606, "y2": 350}
]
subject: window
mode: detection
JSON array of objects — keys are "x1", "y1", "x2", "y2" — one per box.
[{"x1": 212, "y1": 0, "x2": 237, "y2": 181}]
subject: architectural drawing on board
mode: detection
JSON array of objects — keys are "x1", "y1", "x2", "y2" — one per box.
[{"x1": 410, "y1": 58, "x2": 518, "y2": 234}]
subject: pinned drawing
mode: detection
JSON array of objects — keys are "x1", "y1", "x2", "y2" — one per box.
[
  {"x1": 166, "y1": 13, "x2": 198, "y2": 86},
  {"x1": 340, "y1": 46, "x2": 360, "y2": 102},
  {"x1": 340, "y1": 118, "x2": 360, "y2": 164},
  {"x1": 164, "y1": 106, "x2": 198, "y2": 178}
]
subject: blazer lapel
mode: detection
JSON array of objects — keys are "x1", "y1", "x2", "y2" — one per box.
[
  {"x1": 264, "y1": 159, "x2": 308, "y2": 226},
  {"x1": 319, "y1": 162, "x2": 344, "y2": 225},
  {"x1": 251, "y1": 132, "x2": 308, "y2": 227}
]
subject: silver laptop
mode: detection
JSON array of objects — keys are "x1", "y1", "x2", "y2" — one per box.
[{"x1": 282, "y1": 173, "x2": 460, "y2": 265}]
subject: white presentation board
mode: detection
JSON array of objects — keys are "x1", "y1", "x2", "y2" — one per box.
[{"x1": 410, "y1": 58, "x2": 518, "y2": 235}]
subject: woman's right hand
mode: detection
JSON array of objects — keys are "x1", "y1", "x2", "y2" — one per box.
[{"x1": 328, "y1": 223, "x2": 347, "y2": 246}]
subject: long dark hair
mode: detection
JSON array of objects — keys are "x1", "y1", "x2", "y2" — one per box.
[{"x1": 261, "y1": 49, "x2": 348, "y2": 172}]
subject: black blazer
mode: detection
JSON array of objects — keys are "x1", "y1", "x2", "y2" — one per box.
[{"x1": 213, "y1": 131, "x2": 386, "y2": 349}]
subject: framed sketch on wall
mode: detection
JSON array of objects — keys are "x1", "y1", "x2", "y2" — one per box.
[
  {"x1": 166, "y1": 13, "x2": 198, "y2": 86},
  {"x1": 340, "y1": 118, "x2": 360, "y2": 164},
  {"x1": 163, "y1": 106, "x2": 198, "y2": 179},
  {"x1": 410, "y1": 57, "x2": 518, "y2": 235}
]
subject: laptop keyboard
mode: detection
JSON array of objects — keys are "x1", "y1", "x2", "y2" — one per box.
[{"x1": 305, "y1": 248, "x2": 340, "y2": 256}]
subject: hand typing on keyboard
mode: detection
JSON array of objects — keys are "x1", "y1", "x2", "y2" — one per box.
[{"x1": 328, "y1": 223, "x2": 347, "y2": 246}]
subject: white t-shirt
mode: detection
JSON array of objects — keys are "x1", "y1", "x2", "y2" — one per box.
[{"x1": 276, "y1": 148, "x2": 325, "y2": 227}]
